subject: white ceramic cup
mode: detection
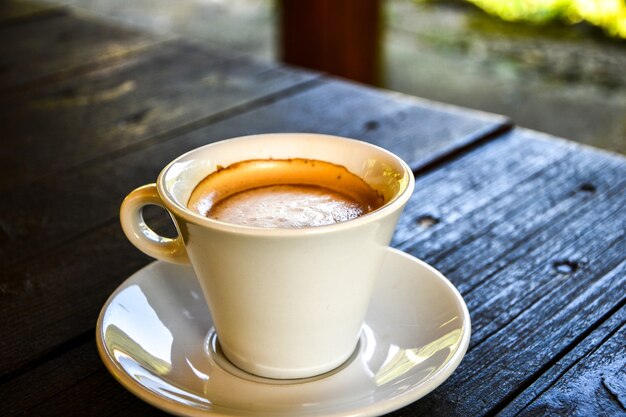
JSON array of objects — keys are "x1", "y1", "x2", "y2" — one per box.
[{"x1": 120, "y1": 133, "x2": 414, "y2": 379}]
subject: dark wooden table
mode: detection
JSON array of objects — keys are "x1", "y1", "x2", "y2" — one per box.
[{"x1": 1, "y1": 3, "x2": 625, "y2": 416}]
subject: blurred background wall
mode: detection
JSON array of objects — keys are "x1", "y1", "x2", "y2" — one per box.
[{"x1": 53, "y1": 0, "x2": 626, "y2": 154}]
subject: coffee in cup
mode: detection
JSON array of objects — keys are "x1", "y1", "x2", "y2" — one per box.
[{"x1": 187, "y1": 158, "x2": 385, "y2": 228}]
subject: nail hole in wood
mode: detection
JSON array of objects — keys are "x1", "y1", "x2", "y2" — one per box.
[
  {"x1": 552, "y1": 259, "x2": 579, "y2": 275},
  {"x1": 416, "y1": 215, "x2": 439, "y2": 229},
  {"x1": 579, "y1": 183, "x2": 596, "y2": 193},
  {"x1": 364, "y1": 120, "x2": 379, "y2": 131}
]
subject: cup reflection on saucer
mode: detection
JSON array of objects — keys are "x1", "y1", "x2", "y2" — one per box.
[{"x1": 97, "y1": 247, "x2": 470, "y2": 416}]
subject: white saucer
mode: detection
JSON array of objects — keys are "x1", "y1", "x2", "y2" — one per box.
[{"x1": 96, "y1": 248, "x2": 470, "y2": 417}]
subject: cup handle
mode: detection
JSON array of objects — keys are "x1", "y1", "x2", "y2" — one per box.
[{"x1": 120, "y1": 184, "x2": 190, "y2": 265}]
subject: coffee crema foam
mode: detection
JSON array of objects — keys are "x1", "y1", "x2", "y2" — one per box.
[{"x1": 187, "y1": 159, "x2": 385, "y2": 228}]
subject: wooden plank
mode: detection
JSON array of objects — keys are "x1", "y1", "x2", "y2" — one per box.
[
  {"x1": 2, "y1": 130, "x2": 624, "y2": 415},
  {"x1": 0, "y1": 12, "x2": 159, "y2": 92},
  {"x1": 498, "y1": 305, "x2": 626, "y2": 416},
  {"x1": 397, "y1": 135, "x2": 625, "y2": 302},
  {"x1": 412, "y1": 273, "x2": 626, "y2": 417},
  {"x1": 0, "y1": 38, "x2": 317, "y2": 190},
  {"x1": 0, "y1": 340, "x2": 169, "y2": 417},
  {"x1": 1, "y1": 340, "x2": 103, "y2": 415},
  {"x1": 390, "y1": 131, "x2": 626, "y2": 415},
  {"x1": 0, "y1": 0, "x2": 64, "y2": 24},
  {"x1": 0, "y1": 79, "x2": 507, "y2": 378},
  {"x1": 520, "y1": 316, "x2": 626, "y2": 416},
  {"x1": 392, "y1": 128, "x2": 575, "y2": 247},
  {"x1": 0, "y1": 78, "x2": 507, "y2": 268},
  {"x1": 2, "y1": 282, "x2": 624, "y2": 416},
  {"x1": 130, "y1": 78, "x2": 509, "y2": 173},
  {"x1": 0, "y1": 219, "x2": 154, "y2": 380},
  {"x1": 395, "y1": 136, "x2": 624, "y2": 296}
]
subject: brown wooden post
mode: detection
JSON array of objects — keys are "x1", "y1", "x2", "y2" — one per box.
[{"x1": 279, "y1": 0, "x2": 382, "y2": 86}]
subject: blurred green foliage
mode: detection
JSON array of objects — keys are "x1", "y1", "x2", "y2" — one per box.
[{"x1": 421, "y1": 0, "x2": 626, "y2": 39}]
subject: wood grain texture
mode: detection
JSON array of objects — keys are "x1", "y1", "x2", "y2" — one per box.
[
  {"x1": 3, "y1": 9, "x2": 625, "y2": 417},
  {"x1": 384, "y1": 129, "x2": 626, "y2": 416},
  {"x1": 0, "y1": 12, "x2": 159, "y2": 92},
  {"x1": 499, "y1": 304, "x2": 626, "y2": 416},
  {"x1": 0, "y1": 78, "x2": 506, "y2": 268},
  {"x1": 1, "y1": 128, "x2": 624, "y2": 417},
  {"x1": 0, "y1": 220, "x2": 155, "y2": 380},
  {"x1": 0, "y1": 0, "x2": 64, "y2": 24},
  {"x1": 0, "y1": 39, "x2": 317, "y2": 190},
  {"x1": 522, "y1": 318, "x2": 626, "y2": 416},
  {"x1": 0, "y1": 340, "x2": 169, "y2": 417},
  {"x1": 392, "y1": 128, "x2": 575, "y2": 248},
  {"x1": 176, "y1": 79, "x2": 511, "y2": 172},
  {"x1": 0, "y1": 78, "x2": 506, "y2": 378}
]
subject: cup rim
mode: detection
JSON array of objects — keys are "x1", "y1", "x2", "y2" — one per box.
[{"x1": 157, "y1": 133, "x2": 415, "y2": 236}]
